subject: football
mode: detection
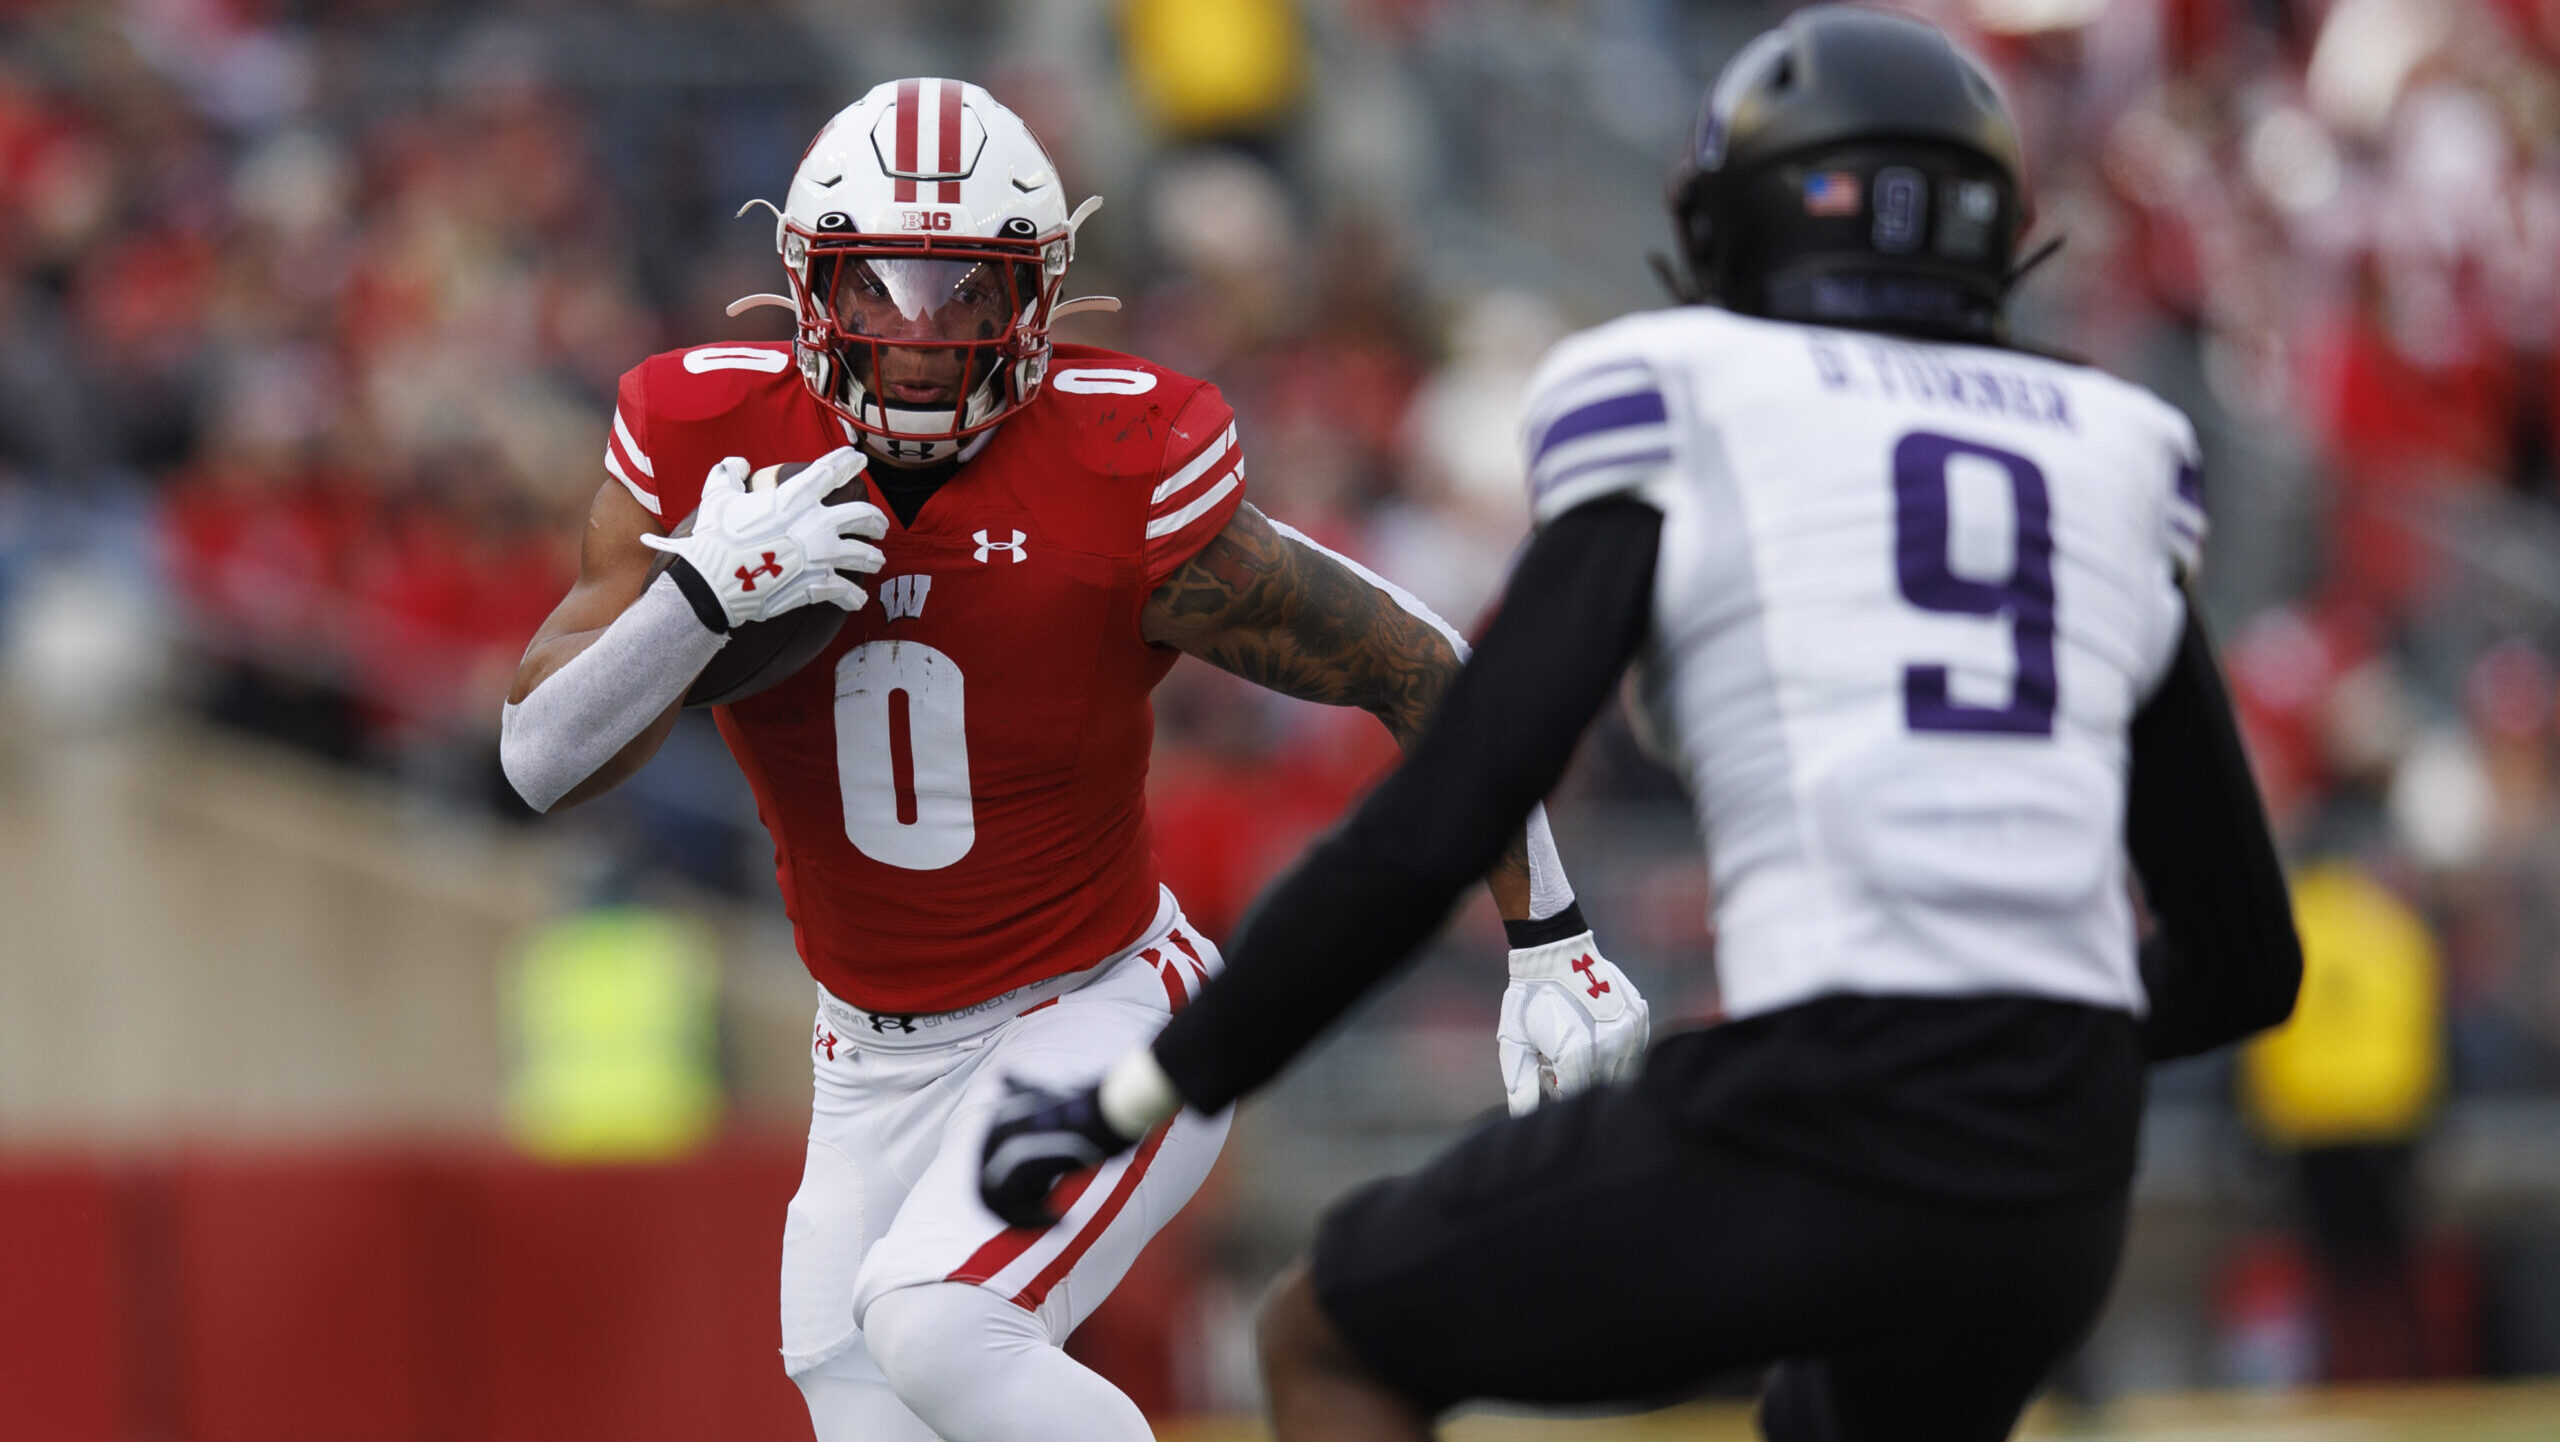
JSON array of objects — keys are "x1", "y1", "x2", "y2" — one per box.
[{"x1": 675, "y1": 459, "x2": 871, "y2": 707}]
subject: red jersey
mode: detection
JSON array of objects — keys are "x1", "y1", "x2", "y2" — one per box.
[{"x1": 607, "y1": 342, "x2": 1246, "y2": 1012}]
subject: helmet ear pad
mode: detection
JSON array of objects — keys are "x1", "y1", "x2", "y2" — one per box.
[{"x1": 1668, "y1": 165, "x2": 1720, "y2": 300}]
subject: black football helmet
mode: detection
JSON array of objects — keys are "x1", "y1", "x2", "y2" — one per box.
[{"x1": 1668, "y1": 6, "x2": 2027, "y2": 342}]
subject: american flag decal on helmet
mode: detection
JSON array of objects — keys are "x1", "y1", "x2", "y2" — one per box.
[
  {"x1": 1804, "y1": 170, "x2": 1862, "y2": 217},
  {"x1": 876, "y1": 78, "x2": 983, "y2": 205}
]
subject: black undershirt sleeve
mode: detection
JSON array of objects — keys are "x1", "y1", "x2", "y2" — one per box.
[
  {"x1": 2125, "y1": 609, "x2": 2303, "y2": 1061},
  {"x1": 1152, "y1": 499, "x2": 1666, "y2": 1114}
]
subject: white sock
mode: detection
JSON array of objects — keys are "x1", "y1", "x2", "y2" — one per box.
[
  {"x1": 864, "y1": 1281, "x2": 1153, "y2": 1442},
  {"x1": 792, "y1": 1339, "x2": 940, "y2": 1442}
]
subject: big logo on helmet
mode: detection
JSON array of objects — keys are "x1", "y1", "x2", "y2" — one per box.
[{"x1": 901, "y1": 211, "x2": 956, "y2": 232}]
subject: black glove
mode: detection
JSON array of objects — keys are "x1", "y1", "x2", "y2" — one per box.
[{"x1": 978, "y1": 1078, "x2": 1139, "y2": 1230}]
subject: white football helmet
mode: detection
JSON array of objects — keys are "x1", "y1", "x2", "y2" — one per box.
[{"x1": 737, "y1": 79, "x2": 1110, "y2": 466}]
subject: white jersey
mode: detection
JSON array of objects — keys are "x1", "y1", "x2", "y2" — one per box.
[{"x1": 1523, "y1": 308, "x2": 2204, "y2": 1021}]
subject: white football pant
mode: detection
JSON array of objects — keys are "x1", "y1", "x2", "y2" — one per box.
[{"x1": 780, "y1": 889, "x2": 1230, "y2": 1441}]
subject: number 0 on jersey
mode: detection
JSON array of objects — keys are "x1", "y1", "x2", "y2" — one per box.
[{"x1": 836, "y1": 641, "x2": 976, "y2": 870}]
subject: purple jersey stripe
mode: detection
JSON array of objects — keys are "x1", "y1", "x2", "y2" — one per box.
[
  {"x1": 2175, "y1": 461, "x2": 2203, "y2": 509},
  {"x1": 1534, "y1": 390, "x2": 1667, "y2": 463}
]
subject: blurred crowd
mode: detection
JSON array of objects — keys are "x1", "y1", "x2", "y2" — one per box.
[
  {"x1": 11, "y1": 0, "x2": 2560, "y2": 1099},
  {"x1": 1979, "y1": 0, "x2": 2560, "y2": 1105}
]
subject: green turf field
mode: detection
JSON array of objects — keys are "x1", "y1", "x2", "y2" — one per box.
[{"x1": 1161, "y1": 1382, "x2": 2560, "y2": 1440}]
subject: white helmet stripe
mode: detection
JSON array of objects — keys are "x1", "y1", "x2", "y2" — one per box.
[{"x1": 917, "y1": 78, "x2": 940, "y2": 176}]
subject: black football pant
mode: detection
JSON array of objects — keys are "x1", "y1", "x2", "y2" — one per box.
[{"x1": 1307, "y1": 1083, "x2": 2128, "y2": 1442}]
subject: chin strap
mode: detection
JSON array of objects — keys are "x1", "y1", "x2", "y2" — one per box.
[
  {"x1": 2005, "y1": 233, "x2": 2067, "y2": 292},
  {"x1": 1649, "y1": 252, "x2": 1707, "y2": 304},
  {"x1": 1050, "y1": 295, "x2": 1121, "y2": 320}
]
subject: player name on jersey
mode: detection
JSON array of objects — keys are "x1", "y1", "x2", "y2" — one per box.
[{"x1": 1805, "y1": 331, "x2": 2075, "y2": 430}]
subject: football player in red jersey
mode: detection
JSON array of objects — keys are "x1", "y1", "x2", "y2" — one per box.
[{"x1": 498, "y1": 80, "x2": 1647, "y2": 1442}]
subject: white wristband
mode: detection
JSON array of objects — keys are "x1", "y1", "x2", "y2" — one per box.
[{"x1": 1097, "y1": 1048, "x2": 1183, "y2": 1139}]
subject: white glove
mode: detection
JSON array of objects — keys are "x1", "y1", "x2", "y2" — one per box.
[
  {"x1": 641, "y1": 449, "x2": 887, "y2": 631},
  {"x1": 1497, "y1": 931, "x2": 1648, "y2": 1116}
]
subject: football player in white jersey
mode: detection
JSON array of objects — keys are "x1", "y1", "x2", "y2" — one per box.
[{"x1": 981, "y1": 9, "x2": 2303, "y2": 1441}]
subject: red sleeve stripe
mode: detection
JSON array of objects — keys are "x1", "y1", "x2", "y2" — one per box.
[
  {"x1": 1144, "y1": 465, "x2": 1241, "y2": 540},
  {"x1": 610, "y1": 407, "x2": 655, "y2": 478},
  {"x1": 1151, "y1": 423, "x2": 1237, "y2": 504},
  {"x1": 602, "y1": 445, "x2": 661, "y2": 515}
]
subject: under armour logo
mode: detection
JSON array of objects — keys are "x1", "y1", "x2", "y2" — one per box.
[
  {"x1": 880, "y1": 573, "x2": 932, "y2": 621},
  {"x1": 973, "y1": 529, "x2": 1028, "y2": 564},
  {"x1": 868, "y1": 1012, "x2": 918, "y2": 1034},
  {"x1": 814, "y1": 1024, "x2": 838, "y2": 1061},
  {"x1": 736, "y1": 552, "x2": 783, "y2": 590},
  {"x1": 1571, "y1": 954, "x2": 1610, "y2": 999}
]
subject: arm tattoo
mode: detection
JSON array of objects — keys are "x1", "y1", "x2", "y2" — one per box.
[
  {"x1": 1144, "y1": 504, "x2": 1451, "y2": 746},
  {"x1": 1144, "y1": 504, "x2": 1537, "y2": 913}
]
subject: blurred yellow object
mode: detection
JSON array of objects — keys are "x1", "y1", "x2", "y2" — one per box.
[
  {"x1": 504, "y1": 907, "x2": 723, "y2": 1161},
  {"x1": 2240, "y1": 862, "x2": 2442, "y2": 1148},
  {"x1": 1122, "y1": 0, "x2": 1305, "y2": 137}
]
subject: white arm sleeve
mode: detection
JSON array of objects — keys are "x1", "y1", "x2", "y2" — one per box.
[
  {"x1": 1521, "y1": 804, "x2": 1575, "y2": 920},
  {"x1": 499, "y1": 572, "x2": 726, "y2": 813}
]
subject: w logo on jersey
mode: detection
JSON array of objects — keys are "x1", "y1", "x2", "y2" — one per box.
[
  {"x1": 973, "y1": 529, "x2": 1028, "y2": 564},
  {"x1": 879, "y1": 574, "x2": 932, "y2": 621}
]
